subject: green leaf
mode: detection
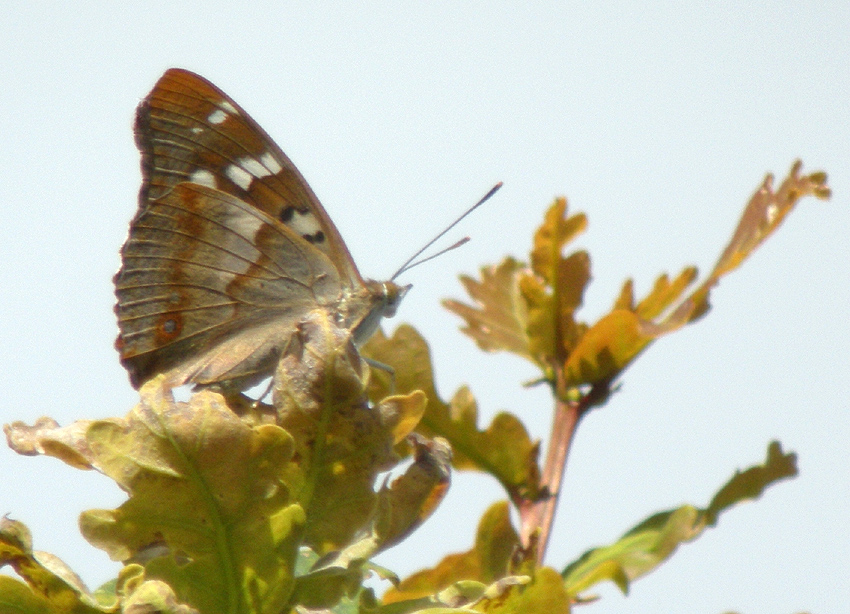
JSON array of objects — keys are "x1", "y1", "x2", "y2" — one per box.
[
  {"x1": 519, "y1": 251, "x2": 591, "y2": 370},
  {"x1": 7, "y1": 380, "x2": 305, "y2": 613},
  {"x1": 6, "y1": 313, "x2": 435, "y2": 613},
  {"x1": 374, "y1": 576, "x2": 534, "y2": 614},
  {"x1": 383, "y1": 501, "x2": 519, "y2": 604},
  {"x1": 562, "y1": 441, "x2": 798, "y2": 600},
  {"x1": 477, "y1": 568, "x2": 569, "y2": 614},
  {"x1": 72, "y1": 382, "x2": 303, "y2": 614},
  {"x1": 271, "y1": 312, "x2": 432, "y2": 555},
  {"x1": 309, "y1": 434, "x2": 454, "y2": 587},
  {"x1": 0, "y1": 576, "x2": 56, "y2": 614},
  {"x1": 560, "y1": 266, "x2": 700, "y2": 390},
  {"x1": 362, "y1": 327, "x2": 542, "y2": 502},
  {"x1": 634, "y1": 268, "x2": 700, "y2": 320},
  {"x1": 705, "y1": 441, "x2": 797, "y2": 525},
  {"x1": 562, "y1": 506, "x2": 702, "y2": 598},
  {"x1": 0, "y1": 517, "x2": 110, "y2": 613},
  {"x1": 119, "y1": 574, "x2": 199, "y2": 614}
]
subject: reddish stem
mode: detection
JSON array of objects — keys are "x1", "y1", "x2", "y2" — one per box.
[{"x1": 518, "y1": 380, "x2": 603, "y2": 565}]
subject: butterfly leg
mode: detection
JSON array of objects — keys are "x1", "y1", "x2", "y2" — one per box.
[{"x1": 364, "y1": 357, "x2": 396, "y2": 394}]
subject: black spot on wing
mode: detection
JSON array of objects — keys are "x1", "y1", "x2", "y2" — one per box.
[
  {"x1": 303, "y1": 231, "x2": 325, "y2": 244},
  {"x1": 279, "y1": 206, "x2": 295, "y2": 223},
  {"x1": 279, "y1": 205, "x2": 310, "y2": 224}
]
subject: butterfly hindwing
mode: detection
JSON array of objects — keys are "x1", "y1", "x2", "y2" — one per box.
[{"x1": 115, "y1": 182, "x2": 341, "y2": 388}]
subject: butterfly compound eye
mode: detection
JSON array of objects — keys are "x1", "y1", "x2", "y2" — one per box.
[{"x1": 384, "y1": 283, "x2": 411, "y2": 318}]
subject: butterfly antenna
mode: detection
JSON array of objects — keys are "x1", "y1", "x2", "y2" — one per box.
[
  {"x1": 391, "y1": 182, "x2": 502, "y2": 280},
  {"x1": 398, "y1": 237, "x2": 471, "y2": 272}
]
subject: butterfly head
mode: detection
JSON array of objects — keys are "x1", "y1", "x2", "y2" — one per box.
[{"x1": 349, "y1": 280, "x2": 411, "y2": 346}]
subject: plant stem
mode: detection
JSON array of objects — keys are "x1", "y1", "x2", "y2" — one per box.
[{"x1": 518, "y1": 378, "x2": 603, "y2": 565}]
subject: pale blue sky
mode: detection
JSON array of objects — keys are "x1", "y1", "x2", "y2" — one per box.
[{"x1": 1, "y1": 3, "x2": 848, "y2": 612}]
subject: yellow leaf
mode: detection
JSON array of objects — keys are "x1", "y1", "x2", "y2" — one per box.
[
  {"x1": 371, "y1": 435, "x2": 453, "y2": 553},
  {"x1": 383, "y1": 501, "x2": 520, "y2": 604},
  {"x1": 531, "y1": 197, "x2": 588, "y2": 285},
  {"x1": 443, "y1": 258, "x2": 532, "y2": 359},
  {"x1": 562, "y1": 310, "x2": 651, "y2": 388},
  {"x1": 712, "y1": 160, "x2": 830, "y2": 279}
]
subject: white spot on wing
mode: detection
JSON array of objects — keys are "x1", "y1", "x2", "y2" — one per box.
[
  {"x1": 230, "y1": 209, "x2": 265, "y2": 244},
  {"x1": 239, "y1": 156, "x2": 272, "y2": 178},
  {"x1": 214, "y1": 207, "x2": 266, "y2": 276},
  {"x1": 207, "y1": 109, "x2": 228, "y2": 125},
  {"x1": 191, "y1": 126, "x2": 204, "y2": 134},
  {"x1": 218, "y1": 271, "x2": 237, "y2": 284},
  {"x1": 260, "y1": 151, "x2": 283, "y2": 175},
  {"x1": 219, "y1": 101, "x2": 239, "y2": 115},
  {"x1": 190, "y1": 169, "x2": 217, "y2": 188},
  {"x1": 226, "y1": 164, "x2": 253, "y2": 190},
  {"x1": 288, "y1": 210, "x2": 322, "y2": 237}
]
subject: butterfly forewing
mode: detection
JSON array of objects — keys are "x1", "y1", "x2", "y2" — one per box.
[{"x1": 135, "y1": 68, "x2": 361, "y2": 287}]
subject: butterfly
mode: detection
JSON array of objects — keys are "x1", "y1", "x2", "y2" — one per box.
[{"x1": 114, "y1": 69, "x2": 410, "y2": 391}]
